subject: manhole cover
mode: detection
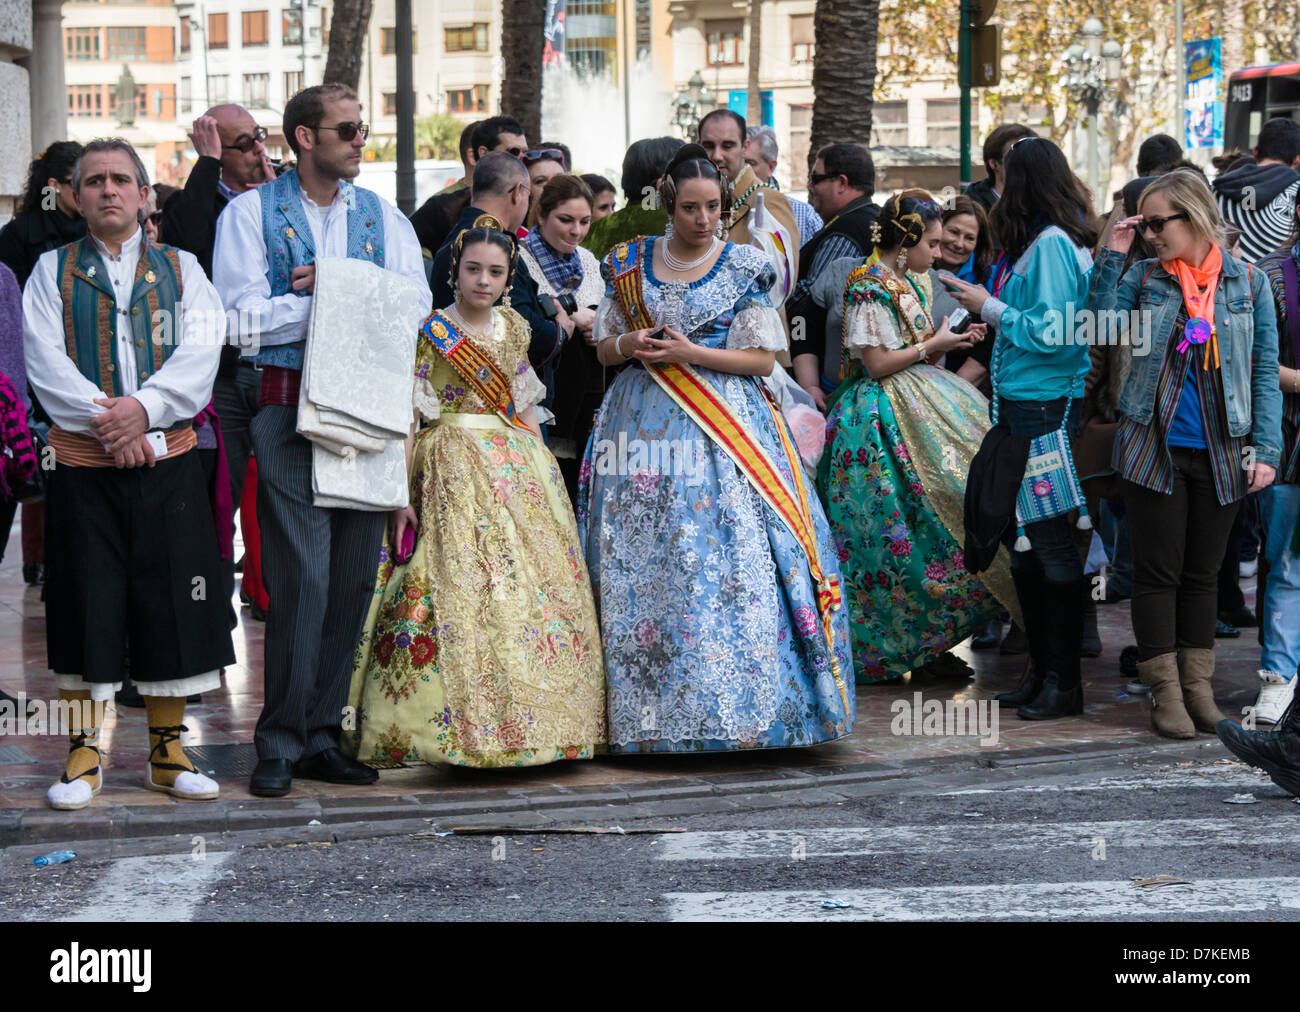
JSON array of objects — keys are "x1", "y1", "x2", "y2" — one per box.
[{"x1": 184, "y1": 743, "x2": 259, "y2": 778}]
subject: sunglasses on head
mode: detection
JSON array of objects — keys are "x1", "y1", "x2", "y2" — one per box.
[
  {"x1": 1135, "y1": 212, "x2": 1189, "y2": 235},
  {"x1": 522, "y1": 148, "x2": 565, "y2": 166},
  {"x1": 316, "y1": 121, "x2": 370, "y2": 142},
  {"x1": 223, "y1": 125, "x2": 268, "y2": 153}
]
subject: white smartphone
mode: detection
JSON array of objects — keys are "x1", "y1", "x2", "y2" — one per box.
[{"x1": 144, "y1": 430, "x2": 169, "y2": 460}]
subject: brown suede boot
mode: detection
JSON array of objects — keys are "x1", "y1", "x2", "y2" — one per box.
[
  {"x1": 1178, "y1": 647, "x2": 1226, "y2": 733},
  {"x1": 1137, "y1": 653, "x2": 1195, "y2": 739}
]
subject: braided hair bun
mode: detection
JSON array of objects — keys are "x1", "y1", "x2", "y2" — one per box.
[
  {"x1": 449, "y1": 226, "x2": 518, "y2": 292},
  {"x1": 872, "y1": 188, "x2": 943, "y2": 251},
  {"x1": 658, "y1": 143, "x2": 730, "y2": 217}
]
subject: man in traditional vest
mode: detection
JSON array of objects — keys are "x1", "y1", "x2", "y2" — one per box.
[
  {"x1": 213, "y1": 84, "x2": 429, "y2": 797},
  {"x1": 22, "y1": 137, "x2": 233, "y2": 810}
]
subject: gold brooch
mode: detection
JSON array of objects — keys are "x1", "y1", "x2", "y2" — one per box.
[
  {"x1": 144, "y1": 269, "x2": 156, "y2": 284},
  {"x1": 286, "y1": 226, "x2": 296, "y2": 239},
  {"x1": 431, "y1": 320, "x2": 448, "y2": 339}
]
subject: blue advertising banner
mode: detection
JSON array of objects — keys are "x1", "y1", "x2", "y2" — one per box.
[{"x1": 1186, "y1": 38, "x2": 1223, "y2": 148}]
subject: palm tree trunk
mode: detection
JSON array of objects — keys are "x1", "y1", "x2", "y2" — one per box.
[
  {"x1": 809, "y1": 0, "x2": 880, "y2": 169},
  {"x1": 501, "y1": 0, "x2": 547, "y2": 144},
  {"x1": 324, "y1": 0, "x2": 374, "y2": 90},
  {"x1": 746, "y1": 0, "x2": 763, "y2": 127}
]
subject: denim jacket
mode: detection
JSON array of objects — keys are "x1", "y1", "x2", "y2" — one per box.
[{"x1": 1086, "y1": 246, "x2": 1283, "y2": 469}]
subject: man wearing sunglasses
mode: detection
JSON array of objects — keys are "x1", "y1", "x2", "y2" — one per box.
[
  {"x1": 161, "y1": 104, "x2": 280, "y2": 633},
  {"x1": 213, "y1": 84, "x2": 430, "y2": 798}
]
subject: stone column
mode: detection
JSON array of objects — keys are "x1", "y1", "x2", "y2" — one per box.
[
  {"x1": 27, "y1": 0, "x2": 65, "y2": 154},
  {"x1": 0, "y1": 0, "x2": 32, "y2": 217}
]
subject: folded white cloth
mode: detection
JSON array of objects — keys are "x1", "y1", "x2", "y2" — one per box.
[{"x1": 297, "y1": 257, "x2": 427, "y2": 510}]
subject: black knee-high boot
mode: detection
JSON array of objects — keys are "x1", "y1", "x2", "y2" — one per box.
[
  {"x1": 995, "y1": 564, "x2": 1050, "y2": 706},
  {"x1": 1019, "y1": 578, "x2": 1087, "y2": 719}
]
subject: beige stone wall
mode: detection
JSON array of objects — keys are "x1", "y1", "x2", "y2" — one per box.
[{"x1": 0, "y1": 0, "x2": 33, "y2": 218}]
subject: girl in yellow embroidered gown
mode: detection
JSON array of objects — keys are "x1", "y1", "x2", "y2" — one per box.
[{"x1": 343, "y1": 228, "x2": 606, "y2": 768}]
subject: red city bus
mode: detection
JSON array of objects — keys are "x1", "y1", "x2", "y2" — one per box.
[{"x1": 1224, "y1": 62, "x2": 1300, "y2": 152}]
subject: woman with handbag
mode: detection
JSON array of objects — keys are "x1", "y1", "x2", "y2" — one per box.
[
  {"x1": 945, "y1": 137, "x2": 1098, "y2": 720},
  {"x1": 1088, "y1": 170, "x2": 1282, "y2": 738}
]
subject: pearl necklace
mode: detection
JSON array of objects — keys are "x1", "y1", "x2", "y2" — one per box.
[
  {"x1": 446, "y1": 302, "x2": 494, "y2": 341},
  {"x1": 661, "y1": 236, "x2": 718, "y2": 273}
]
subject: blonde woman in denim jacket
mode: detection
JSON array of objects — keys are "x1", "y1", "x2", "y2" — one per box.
[{"x1": 1088, "y1": 169, "x2": 1282, "y2": 739}]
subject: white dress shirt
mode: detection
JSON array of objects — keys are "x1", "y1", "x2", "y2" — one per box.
[
  {"x1": 22, "y1": 226, "x2": 225, "y2": 435},
  {"x1": 212, "y1": 178, "x2": 430, "y2": 352}
]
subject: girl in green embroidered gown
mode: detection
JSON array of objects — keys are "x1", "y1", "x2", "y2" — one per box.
[{"x1": 817, "y1": 190, "x2": 1020, "y2": 683}]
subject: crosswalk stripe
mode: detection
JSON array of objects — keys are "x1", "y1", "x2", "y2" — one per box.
[
  {"x1": 655, "y1": 816, "x2": 1300, "y2": 861},
  {"x1": 664, "y1": 877, "x2": 1300, "y2": 921},
  {"x1": 937, "y1": 767, "x2": 1272, "y2": 795},
  {"x1": 55, "y1": 852, "x2": 236, "y2": 923}
]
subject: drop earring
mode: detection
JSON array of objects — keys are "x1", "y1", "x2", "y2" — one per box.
[
  {"x1": 664, "y1": 218, "x2": 675, "y2": 241},
  {"x1": 896, "y1": 248, "x2": 908, "y2": 274}
]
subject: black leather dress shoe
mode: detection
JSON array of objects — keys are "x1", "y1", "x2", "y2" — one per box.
[
  {"x1": 250, "y1": 758, "x2": 293, "y2": 797},
  {"x1": 294, "y1": 747, "x2": 379, "y2": 785}
]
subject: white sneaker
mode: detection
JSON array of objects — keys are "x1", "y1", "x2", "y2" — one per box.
[
  {"x1": 1253, "y1": 671, "x2": 1296, "y2": 725},
  {"x1": 1240, "y1": 559, "x2": 1259, "y2": 579}
]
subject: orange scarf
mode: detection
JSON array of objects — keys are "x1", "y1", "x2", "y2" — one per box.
[{"x1": 1165, "y1": 244, "x2": 1223, "y2": 370}]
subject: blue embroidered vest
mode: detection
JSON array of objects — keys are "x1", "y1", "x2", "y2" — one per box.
[
  {"x1": 255, "y1": 169, "x2": 386, "y2": 369},
  {"x1": 55, "y1": 235, "x2": 184, "y2": 408}
]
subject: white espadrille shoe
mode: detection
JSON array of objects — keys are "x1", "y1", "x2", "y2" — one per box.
[
  {"x1": 47, "y1": 776, "x2": 99, "y2": 811},
  {"x1": 145, "y1": 765, "x2": 219, "y2": 800}
]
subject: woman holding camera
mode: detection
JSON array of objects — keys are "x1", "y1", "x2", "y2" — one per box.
[
  {"x1": 1088, "y1": 170, "x2": 1281, "y2": 738},
  {"x1": 818, "y1": 190, "x2": 1018, "y2": 684},
  {"x1": 519, "y1": 173, "x2": 607, "y2": 501}
]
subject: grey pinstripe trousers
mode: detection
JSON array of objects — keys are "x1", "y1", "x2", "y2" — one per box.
[{"x1": 250, "y1": 405, "x2": 386, "y2": 760}]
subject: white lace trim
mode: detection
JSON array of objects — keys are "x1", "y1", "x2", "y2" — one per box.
[
  {"x1": 593, "y1": 296, "x2": 630, "y2": 343},
  {"x1": 843, "y1": 299, "x2": 907, "y2": 351},
  {"x1": 413, "y1": 377, "x2": 441, "y2": 421},
  {"x1": 512, "y1": 364, "x2": 547, "y2": 412},
  {"x1": 726, "y1": 304, "x2": 787, "y2": 351}
]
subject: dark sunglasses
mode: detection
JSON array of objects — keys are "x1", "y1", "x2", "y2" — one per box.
[
  {"x1": 808, "y1": 171, "x2": 840, "y2": 186},
  {"x1": 316, "y1": 121, "x2": 370, "y2": 142},
  {"x1": 1135, "y1": 212, "x2": 1189, "y2": 235},
  {"x1": 522, "y1": 148, "x2": 565, "y2": 166},
  {"x1": 223, "y1": 125, "x2": 268, "y2": 153},
  {"x1": 147, "y1": 210, "x2": 163, "y2": 224}
]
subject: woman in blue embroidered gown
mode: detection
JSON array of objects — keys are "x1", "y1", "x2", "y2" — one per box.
[{"x1": 577, "y1": 145, "x2": 854, "y2": 753}]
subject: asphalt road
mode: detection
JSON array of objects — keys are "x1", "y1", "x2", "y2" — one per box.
[{"x1": 5, "y1": 744, "x2": 1299, "y2": 923}]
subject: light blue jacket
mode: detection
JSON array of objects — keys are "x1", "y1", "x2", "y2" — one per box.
[
  {"x1": 1086, "y1": 245, "x2": 1283, "y2": 469},
  {"x1": 982, "y1": 226, "x2": 1094, "y2": 402}
]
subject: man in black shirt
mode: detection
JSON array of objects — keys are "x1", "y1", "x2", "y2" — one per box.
[
  {"x1": 787, "y1": 142, "x2": 879, "y2": 406},
  {"x1": 410, "y1": 116, "x2": 528, "y2": 256}
]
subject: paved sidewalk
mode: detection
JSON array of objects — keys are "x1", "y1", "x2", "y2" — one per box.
[{"x1": 1, "y1": 525, "x2": 1267, "y2": 847}]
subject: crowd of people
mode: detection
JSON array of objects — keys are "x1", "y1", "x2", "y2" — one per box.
[{"x1": 2, "y1": 83, "x2": 1299, "y2": 807}]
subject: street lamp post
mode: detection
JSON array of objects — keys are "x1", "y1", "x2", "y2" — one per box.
[
  {"x1": 671, "y1": 70, "x2": 714, "y2": 140},
  {"x1": 1061, "y1": 17, "x2": 1121, "y2": 211}
]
